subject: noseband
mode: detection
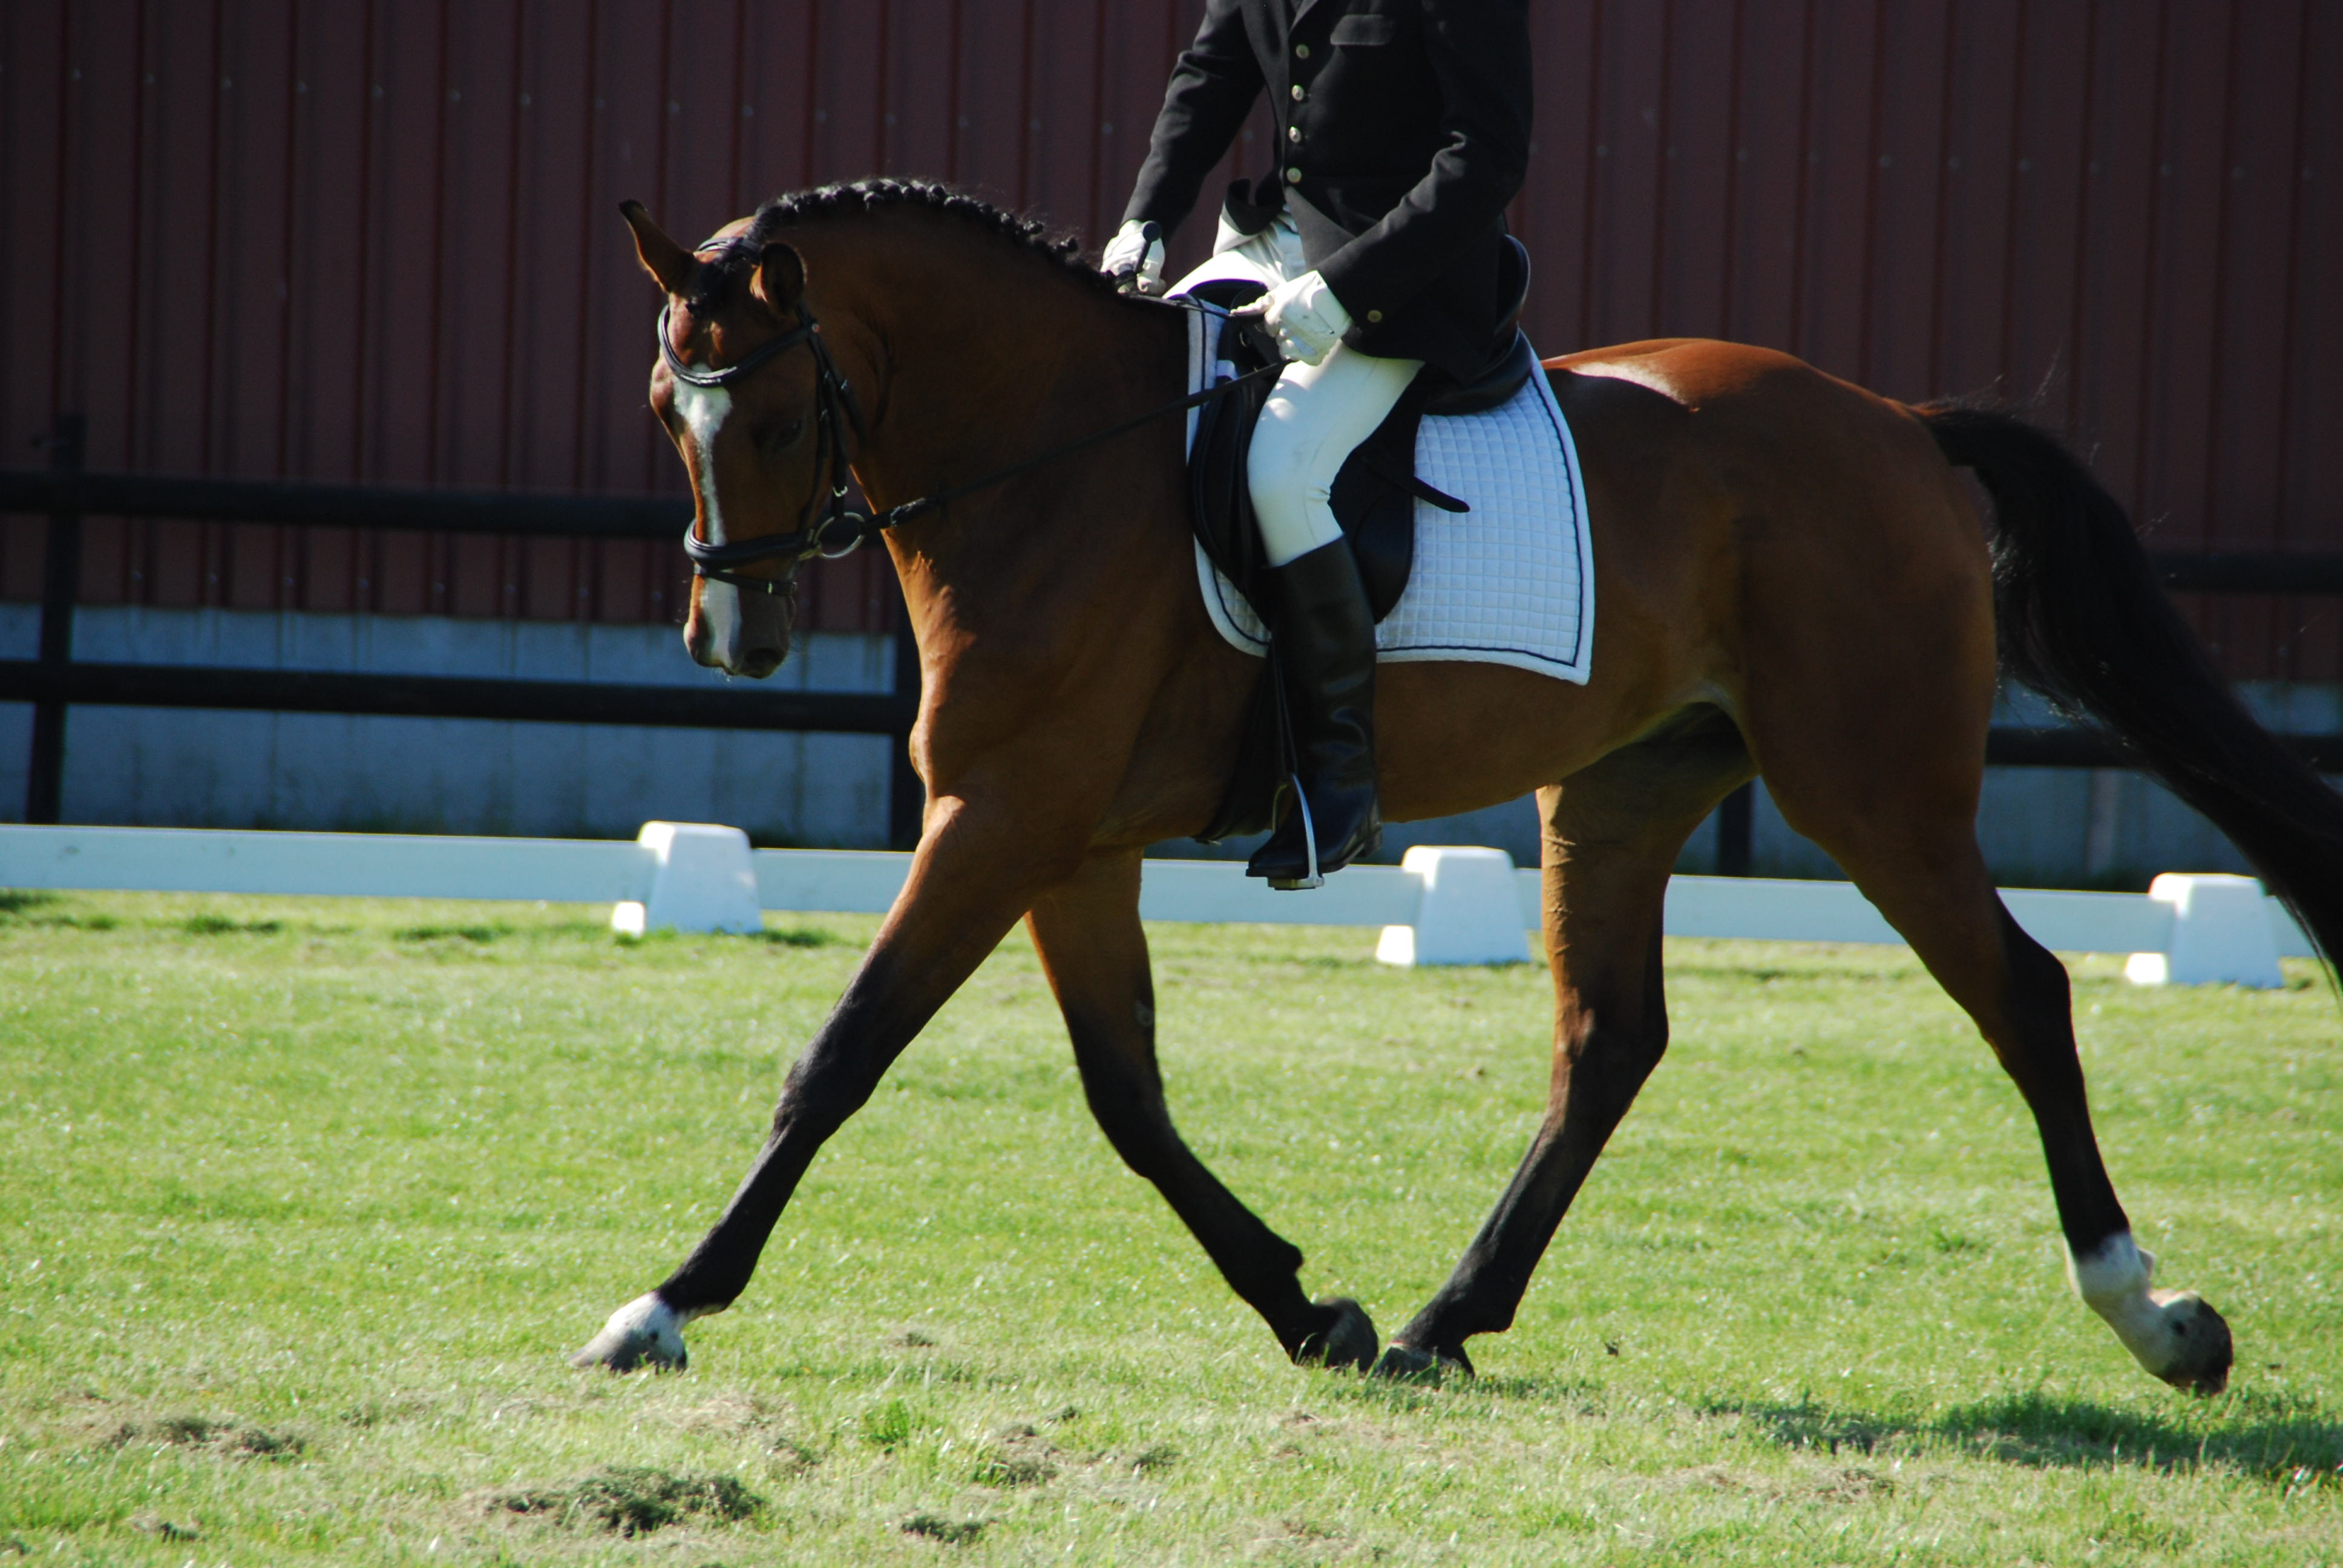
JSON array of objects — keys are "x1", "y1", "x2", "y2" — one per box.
[
  {"x1": 663, "y1": 301, "x2": 871, "y2": 596},
  {"x1": 664, "y1": 292, "x2": 1286, "y2": 599}
]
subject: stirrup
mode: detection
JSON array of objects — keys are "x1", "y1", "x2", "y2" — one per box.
[{"x1": 1265, "y1": 773, "x2": 1323, "y2": 892}]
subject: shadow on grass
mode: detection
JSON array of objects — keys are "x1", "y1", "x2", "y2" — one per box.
[
  {"x1": 396, "y1": 923, "x2": 508, "y2": 943},
  {"x1": 754, "y1": 926, "x2": 842, "y2": 949},
  {"x1": 1319, "y1": 1371, "x2": 1608, "y2": 1417},
  {"x1": 609, "y1": 926, "x2": 843, "y2": 949},
  {"x1": 1706, "y1": 1388, "x2": 2343, "y2": 1487},
  {"x1": 0, "y1": 890, "x2": 119, "y2": 930},
  {"x1": 182, "y1": 913, "x2": 282, "y2": 935}
]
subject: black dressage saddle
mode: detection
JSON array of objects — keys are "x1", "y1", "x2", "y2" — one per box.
[{"x1": 1186, "y1": 237, "x2": 1536, "y2": 842}]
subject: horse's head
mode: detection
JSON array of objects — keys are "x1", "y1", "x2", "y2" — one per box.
[{"x1": 623, "y1": 200, "x2": 843, "y2": 679}]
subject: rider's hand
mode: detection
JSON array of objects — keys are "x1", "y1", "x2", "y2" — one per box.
[
  {"x1": 1239, "y1": 270, "x2": 1353, "y2": 365},
  {"x1": 1102, "y1": 220, "x2": 1166, "y2": 295}
]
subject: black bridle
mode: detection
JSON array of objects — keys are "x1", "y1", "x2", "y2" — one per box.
[
  {"x1": 661, "y1": 298, "x2": 1283, "y2": 596},
  {"x1": 661, "y1": 301, "x2": 871, "y2": 594}
]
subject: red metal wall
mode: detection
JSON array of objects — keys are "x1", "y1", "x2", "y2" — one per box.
[{"x1": 4, "y1": 1, "x2": 2336, "y2": 672}]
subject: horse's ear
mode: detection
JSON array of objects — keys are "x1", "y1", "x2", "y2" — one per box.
[
  {"x1": 752, "y1": 243, "x2": 806, "y2": 316},
  {"x1": 619, "y1": 200, "x2": 699, "y2": 296}
]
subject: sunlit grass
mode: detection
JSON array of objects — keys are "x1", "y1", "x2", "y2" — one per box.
[{"x1": 1, "y1": 890, "x2": 2335, "y2": 1564}]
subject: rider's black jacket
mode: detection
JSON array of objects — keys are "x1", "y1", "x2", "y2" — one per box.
[{"x1": 1122, "y1": 0, "x2": 1533, "y2": 379}]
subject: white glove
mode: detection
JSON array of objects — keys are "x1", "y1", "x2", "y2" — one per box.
[
  {"x1": 1101, "y1": 219, "x2": 1165, "y2": 293},
  {"x1": 1239, "y1": 269, "x2": 1353, "y2": 365}
]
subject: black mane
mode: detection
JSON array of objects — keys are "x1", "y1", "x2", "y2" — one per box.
[{"x1": 686, "y1": 178, "x2": 1128, "y2": 310}]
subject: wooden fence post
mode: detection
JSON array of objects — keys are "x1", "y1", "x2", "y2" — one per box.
[{"x1": 25, "y1": 414, "x2": 84, "y2": 826}]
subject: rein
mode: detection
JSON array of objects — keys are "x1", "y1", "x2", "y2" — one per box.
[{"x1": 663, "y1": 301, "x2": 1283, "y2": 595}]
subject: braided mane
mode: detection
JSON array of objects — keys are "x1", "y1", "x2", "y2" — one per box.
[{"x1": 687, "y1": 178, "x2": 1129, "y2": 309}]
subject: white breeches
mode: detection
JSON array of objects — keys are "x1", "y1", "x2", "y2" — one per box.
[
  {"x1": 1248, "y1": 348, "x2": 1421, "y2": 565},
  {"x1": 1179, "y1": 214, "x2": 1424, "y2": 567}
]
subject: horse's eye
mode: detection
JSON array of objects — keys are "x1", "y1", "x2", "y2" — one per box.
[{"x1": 761, "y1": 419, "x2": 804, "y2": 456}]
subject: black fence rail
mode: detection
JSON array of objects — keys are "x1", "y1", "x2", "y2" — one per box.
[
  {"x1": 0, "y1": 417, "x2": 922, "y2": 842},
  {"x1": 5, "y1": 430, "x2": 2342, "y2": 871}
]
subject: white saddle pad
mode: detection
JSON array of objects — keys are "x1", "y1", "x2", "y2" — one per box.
[{"x1": 1179, "y1": 301, "x2": 1595, "y2": 685}]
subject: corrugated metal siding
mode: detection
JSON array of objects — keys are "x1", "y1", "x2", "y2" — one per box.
[{"x1": 4, "y1": 1, "x2": 2336, "y2": 669}]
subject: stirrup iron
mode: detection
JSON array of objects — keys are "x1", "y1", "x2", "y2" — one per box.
[{"x1": 1267, "y1": 773, "x2": 1323, "y2": 892}]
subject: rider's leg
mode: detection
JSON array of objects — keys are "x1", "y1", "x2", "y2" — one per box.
[
  {"x1": 1249, "y1": 345, "x2": 1421, "y2": 566},
  {"x1": 1244, "y1": 345, "x2": 1420, "y2": 885}
]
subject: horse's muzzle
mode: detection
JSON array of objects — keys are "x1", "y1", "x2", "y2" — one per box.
[{"x1": 686, "y1": 576, "x2": 795, "y2": 678}]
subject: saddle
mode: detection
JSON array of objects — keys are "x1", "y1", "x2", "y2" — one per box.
[{"x1": 1187, "y1": 238, "x2": 1536, "y2": 843}]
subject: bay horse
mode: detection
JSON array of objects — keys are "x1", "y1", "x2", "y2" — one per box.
[{"x1": 575, "y1": 179, "x2": 2343, "y2": 1394}]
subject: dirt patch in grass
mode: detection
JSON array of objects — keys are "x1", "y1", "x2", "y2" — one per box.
[
  {"x1": 336, "y1": 1395, "x2": 436, "y2": 1429},
  {"x1": 1643, "y1": 1460, "x2": 1901, "y2": 1506},
  {"x1": 487, "y1": 1466, "x2": 764, "y2": 1537},
  {"x1": 105, "y1": 1416, "x2": 306, "y2": 1460},
  {"x1": 1129, "y1": 1441, "x2": 1180, "y2": 1475},
  {"x1": 672, "y1": 1394, "x2": 822, "y2": 1471},
  {"x1": 971, "y1": 1426, "x2": 1058, "y2": 1488},
  {"x1": 128, "y1": 1513, "x2": 200, "y2": 1541},
  {"x1": 901, "y1": 1512, "x2": 987, "y2": 1545}
]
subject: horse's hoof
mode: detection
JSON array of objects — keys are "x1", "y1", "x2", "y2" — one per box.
[
  {"x1": 568, "y1": 1292, "x2": 690, "y2": 1373},
  {"x1": 1295, "y1": 1296, "x2": 1378, "y2": 1371},
  {"x1": 1371, "y1": 1339, "x2": 1473, "y2": 1382},
  {"x1": 2069, "y1": 1236, "x2": 2233, "y2": 1396},
  {"x1": 2149, "y1": 1291, "x2": 2232, "y2": 1396}
]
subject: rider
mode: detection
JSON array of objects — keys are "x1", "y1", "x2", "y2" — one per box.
[{"x1": 1103, "y1": 0, "x2": 1533, "y2": 886}]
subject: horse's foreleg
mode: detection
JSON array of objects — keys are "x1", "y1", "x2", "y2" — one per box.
[
  {"x1": 1025, "y1": 851, "x2": 1377, "y2": 1369},
  {"x1": 570, "y1": 797, "x2": 1080, "y2": 1371},
  {"x1": 1380, "y1": 723, "x2": 1743, "y2": 1377}
]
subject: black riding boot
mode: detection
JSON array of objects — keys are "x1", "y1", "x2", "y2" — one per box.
[{"x1": 1247, "y1": 540, "x2": 1382, "y2": 888}]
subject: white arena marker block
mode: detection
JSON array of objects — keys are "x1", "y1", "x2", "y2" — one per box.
[
  {"x1": 2123, "y1": 873, "x2": 2282, "y2": 988},
  {"x1": 1377, "y1": 846, "x2": 1530, "y2": 967},
  {"x1": 611, "y1": 822, "x2": 763, "y2": 936}
]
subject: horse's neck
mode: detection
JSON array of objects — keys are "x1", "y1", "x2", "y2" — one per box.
[
  {"x1": 847, "y1": 247, "x2": 1184, "y2": 507},
  {"x1": 835, "y1": 236, "x2": 1194, "y2": 638}
]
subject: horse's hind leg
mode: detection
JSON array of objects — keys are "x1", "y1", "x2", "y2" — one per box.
[
  {"x1": 1760, "y1": 737, "x2": 2234, "y2": 1393},
  {"x1": 1379, "y1": 710, "x2": 1750, "y2": 1377},
  {"x1": 1024, "y1": 850, "x2": 1377, "y2": 1369}
]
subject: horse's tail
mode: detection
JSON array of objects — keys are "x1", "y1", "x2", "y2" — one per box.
[{"x1": 1916, "y1": 399, "x2": 2343, "y2": 968}]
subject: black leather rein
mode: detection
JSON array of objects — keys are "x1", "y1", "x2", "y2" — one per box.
[{"x1": 662, "y1": 301, "x2": 1283, "y2": 596}]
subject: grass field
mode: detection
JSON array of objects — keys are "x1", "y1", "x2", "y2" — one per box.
[{"x1": 1, "y1": 888, "x2": 2337, "y2": 1566}]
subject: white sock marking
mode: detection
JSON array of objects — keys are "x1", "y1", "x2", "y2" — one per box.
[
  {"x1": 573, "y1": 1290, "x2": 702, "y2": 1370},
  {"x1": 2066, "y1": 1230, "x2": 2198, "y2": 1379}
]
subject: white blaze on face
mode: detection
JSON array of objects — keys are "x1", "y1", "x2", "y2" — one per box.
[{"x1": 671, "y1": 379, "x2": 735, "y2": 543}]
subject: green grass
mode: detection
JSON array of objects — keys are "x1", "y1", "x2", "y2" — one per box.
[{"x1": 0, "y1": 888, "x2": 2336, "y2": 1565}]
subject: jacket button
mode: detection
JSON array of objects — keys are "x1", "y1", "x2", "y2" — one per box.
[
  {"x1": 1285, "y1": 166, "x2": 1302, "y2": 183},
  {"x1": 1287, "y1": 125, "x2": 1301, "y2": 143},
  {"x1": 1294, "y1": 42, "x2": 1309, "y2": 59},
  {"x1": 1290, "y1": 84, "x2": 1305, "y2": 102},
  {"x1": 1366, "y1": 309, "x2": 1383, "y2": 323}
]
